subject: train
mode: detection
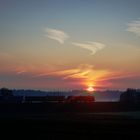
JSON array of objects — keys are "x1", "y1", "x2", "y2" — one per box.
[{"x1": 0, "y1": 95, "x2": 95, "y2": 103}]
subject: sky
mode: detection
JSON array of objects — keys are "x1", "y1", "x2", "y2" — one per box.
[{"x1": 0, "y1": 0, "x2": 140, "y2": 90}]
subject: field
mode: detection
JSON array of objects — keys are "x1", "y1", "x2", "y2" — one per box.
[{"x1": 0, "y1": 102, "x2": 140, "y2": 139}]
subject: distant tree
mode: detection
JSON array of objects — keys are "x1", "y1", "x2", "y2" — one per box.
[
  {"x1": 0, "y1": 88, "x2": 13, "y2": 96},
  {"x1": 120, "y1": 88, "x2": 137, "y2": 103}
]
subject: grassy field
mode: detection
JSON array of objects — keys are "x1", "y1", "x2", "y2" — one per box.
[{"x1": 0, "y1": 102, "x2": 140, "y2": 139}]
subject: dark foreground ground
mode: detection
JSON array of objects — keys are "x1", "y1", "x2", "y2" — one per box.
[{"x1": 0, "y1": 102, "x2": 140, "y2": 139}]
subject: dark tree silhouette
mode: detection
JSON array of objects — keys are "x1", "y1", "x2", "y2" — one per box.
[
  {"x1": 120, "y1": 88, "x2": 140, "y2": 104},
  {"x1": 0, "y1": 88, "x2": 13, "y2": 97}
]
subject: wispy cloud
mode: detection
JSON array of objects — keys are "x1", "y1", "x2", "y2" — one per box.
[
  {"x1": 35, "y1": 64, "x2": 111, "y2": 86},
  {"x1": 15, "y1": 67, "x2": 27, "y2": 75},
  {"x1": 44, "y1": 27, "x2": 69, "y2": 44},
  {"x1": 16, "y1": 70, "x2": 26, "y2": 75},
  {"x1": 126, "y1": 19, "x2": 140, "y2": 36},
  {"x1": 72, "y1": 41, "x2": 106, "y2": 55},
  {"x1": 34, "y1": 63, "x2": 139, "y2": 89}
]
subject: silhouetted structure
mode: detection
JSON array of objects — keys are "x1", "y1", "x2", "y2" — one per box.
[
  {"x1": 25, "y1": 96, "x2": 65, "y2": 103},
  {"x1": 25, "y1": 96, "x2": 46, "y2": 103},
  {"x1": 66, "y1": 96, "x2": 95, "y2": 103},
  {"x1": 0, "y1": 88, "x2": 96, "y2": 103},
  {"x1": 46, "y1": 96, "x2": 65, "y2": 102}
]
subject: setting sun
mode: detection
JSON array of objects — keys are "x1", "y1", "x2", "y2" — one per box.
[{"x1": 86, "y1": 86, "x2": 94, "y2": 92}]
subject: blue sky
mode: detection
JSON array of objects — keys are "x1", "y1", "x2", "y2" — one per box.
[{"x1": 1, "y1": 0, "x2": 140, "y2": 48}]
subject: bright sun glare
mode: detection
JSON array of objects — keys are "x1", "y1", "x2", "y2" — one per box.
[{"x1": 86, "y1": 86, "x2": 94, "y2": 92}]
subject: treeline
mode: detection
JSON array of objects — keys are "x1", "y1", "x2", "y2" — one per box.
[
  {"x1": 120, "y1": 88, "x2": 140, "y2": 104},
  {"x1": 1, "y1": 87, "x2": 140, "y2": 104}
]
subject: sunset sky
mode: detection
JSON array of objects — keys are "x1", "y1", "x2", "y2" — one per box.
[{"x1": 0, "y1": 0, "x2": 140, "y2": 90}]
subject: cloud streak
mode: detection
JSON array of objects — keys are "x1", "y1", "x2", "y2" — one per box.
[
  {"x1": 72, "y1": 41, "x2": 106, "y2": 55},
  {"x1": 126, "y1": 19, "x2": 140, "y2": 36},
  {"x1": 36, "y1": 64, "x2": 111, "y2": 87},
  {"x1": 34, "y1": 64, "x2": 140, "y2": 89},
  {"x1": 44, "y1": 27, "x2": 69, "y2": 44}
]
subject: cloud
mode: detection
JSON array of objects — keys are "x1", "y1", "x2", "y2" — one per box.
[
  {"x1": 72, "y1": 41, "x2": 106, "y2": 55},
  {"x1": 126, "y1": 19, "x2": 140, "y2": 36},
  {"x1": 15, "y1": 68, "x2": 27, "y2": 75},
  {"x1": 44, "y1": 27, "x2": 69, "y2": 44},
  {"x1": 35, "y1": 64, "x2": 137, "y2": 89},
  {"x1": 36, "y1": 64, "x2": 111, "y2": 86}
]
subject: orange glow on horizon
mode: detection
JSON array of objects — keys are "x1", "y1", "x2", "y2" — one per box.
[{"x1": 86, "y1": 86, "x2": 94, "y2": 92}]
